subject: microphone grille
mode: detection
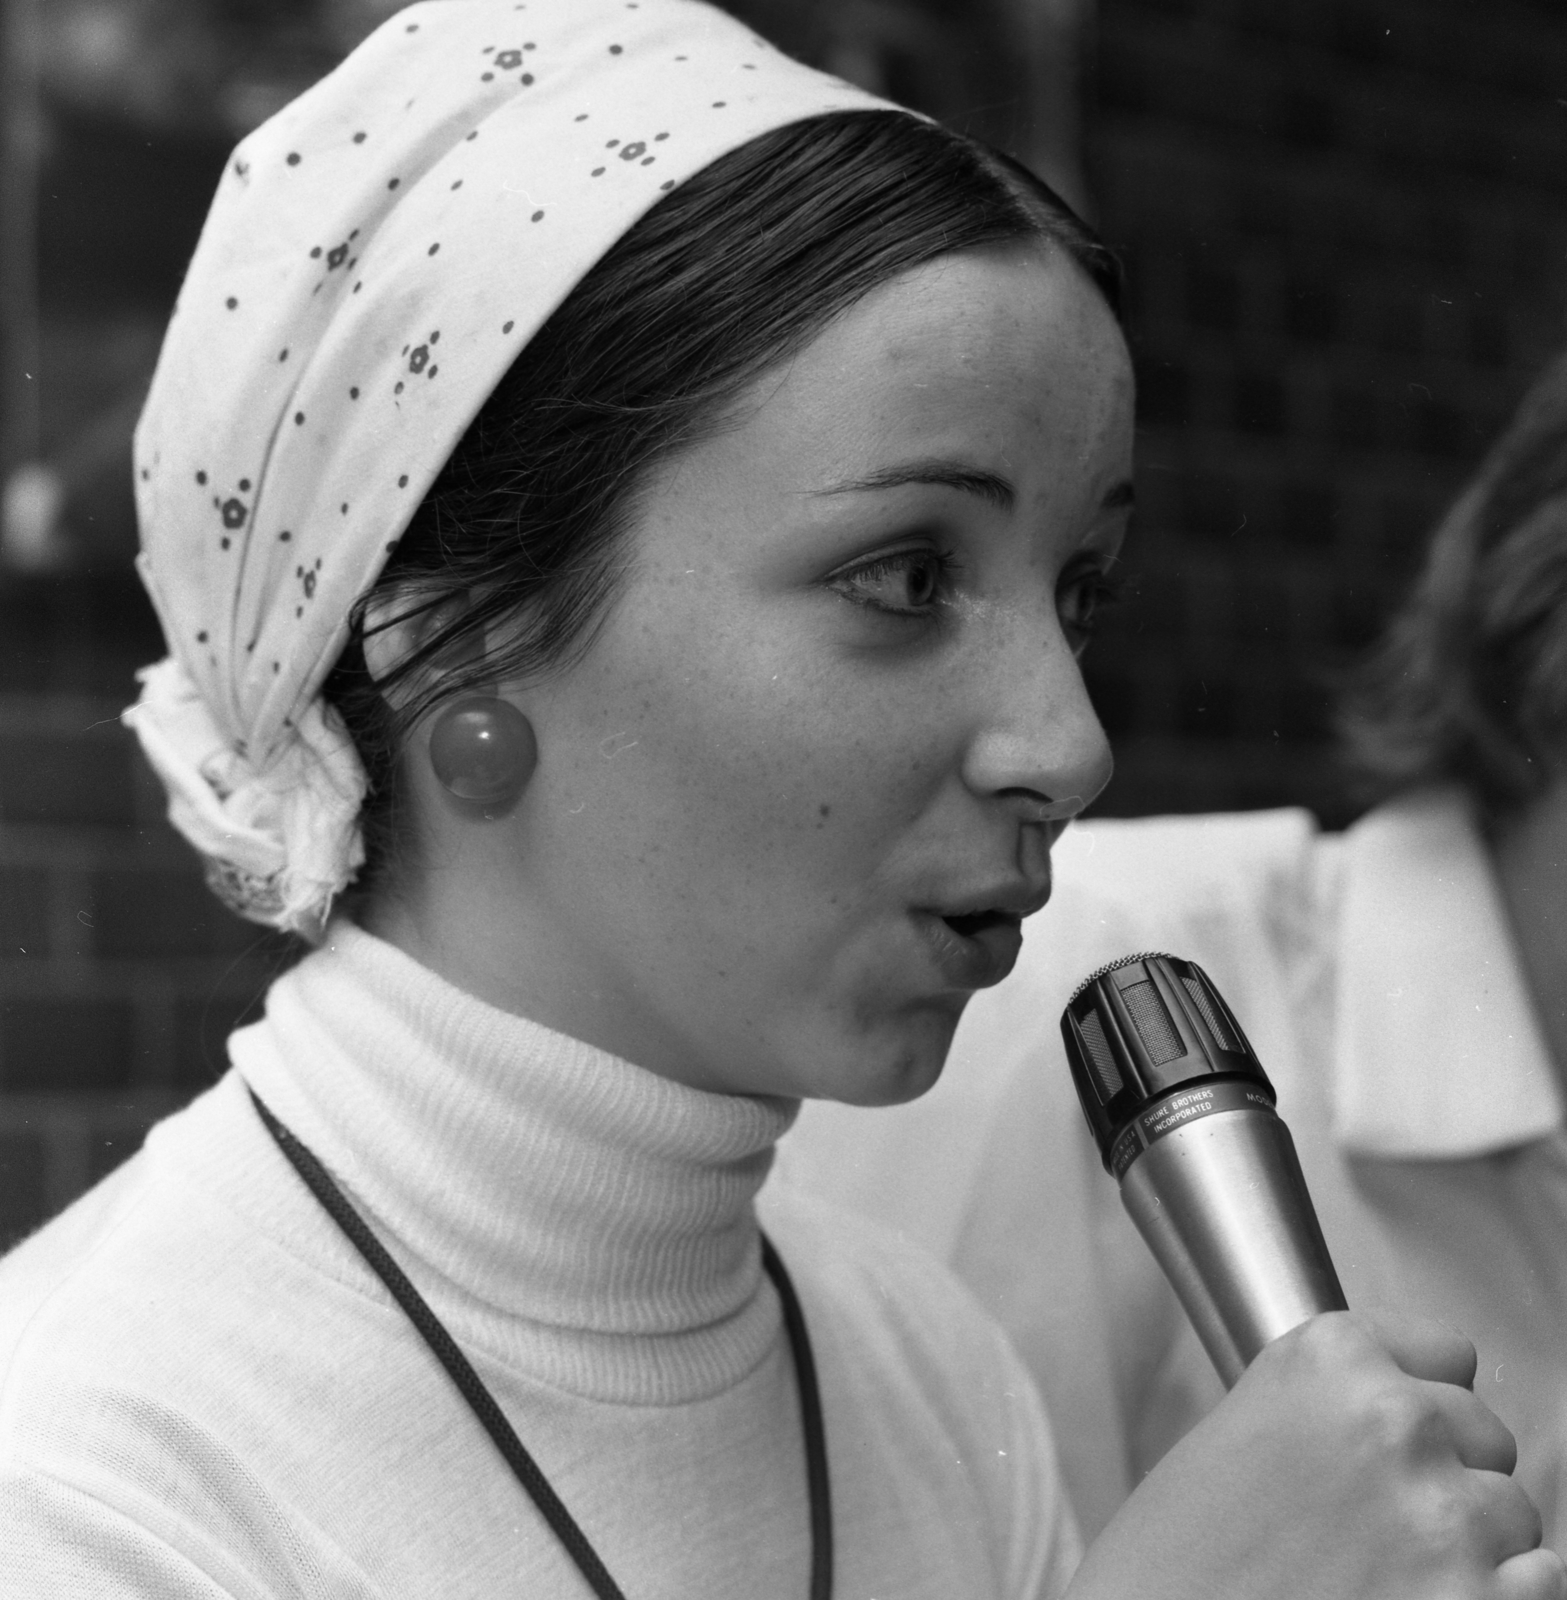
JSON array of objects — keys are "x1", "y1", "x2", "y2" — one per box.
[
  {"x1": 1182, "y1": 974, "x2": 1239, "y2": 1052},
  {"x1": 1067, "y1": 950, "x2": 1173, "y2": 1004},
  {"x1": 1119, "y1": 978, "x2": 1184, "y2": 1066},
  {"x1": 1077, "y1": 1009, "x2": 1124, "y2": 1099}
]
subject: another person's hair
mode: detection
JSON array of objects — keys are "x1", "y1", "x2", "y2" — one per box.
[
  {"x1": 325, "y1": 108, "x2": 1121, "y2": 904},
  {"x1": 1340, "y1": 348, "x2": 1567, "y2": 822}
]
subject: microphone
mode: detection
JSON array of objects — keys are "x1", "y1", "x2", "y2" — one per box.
[{"x1": 1060, "y1": 952, "x2": 1346, "y2": 1387}]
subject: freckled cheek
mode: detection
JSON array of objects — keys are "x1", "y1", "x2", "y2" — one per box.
[{"x1": 637, "y1": 678, "x2": 949, "y2": 879}]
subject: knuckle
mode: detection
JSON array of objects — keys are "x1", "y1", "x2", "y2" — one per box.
[
  {"x1": 1434, "y1": 1473, "x2": 1540, "y2": 1560},
  {"x1": 1406, "y1": 1481, "x2": 1471, "y2": 1553},
  {"x1": 1303, "y1": 1309, "x2": 1362, "y2": 1358},
  {"x1": 1246, "y1": 1318, "x2": 1327, "y2": 1390},
  {"x1": 1269, "y1": 1311, "x2": 1373, "y2": 1390},
  {"x1": 1360, "y1": 1381, "x2": 1435, "y2": 1454}
]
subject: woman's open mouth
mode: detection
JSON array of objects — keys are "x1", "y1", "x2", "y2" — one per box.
[{"x1": 915, "y1": 908, "x2": 1026, "y2": 989}]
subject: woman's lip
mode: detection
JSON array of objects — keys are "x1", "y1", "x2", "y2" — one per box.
[{"x1": 913, "y1": 909, "x2": 1024, "y2": 990}]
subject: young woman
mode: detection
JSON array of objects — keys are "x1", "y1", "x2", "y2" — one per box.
[{"x1": 0, "y1": 3, "x2": 1556, "y2": 1597}]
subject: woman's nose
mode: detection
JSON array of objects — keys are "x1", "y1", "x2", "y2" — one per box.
[{"x1": 959, "y1": 619, "x2": 1114, "y2": 823}]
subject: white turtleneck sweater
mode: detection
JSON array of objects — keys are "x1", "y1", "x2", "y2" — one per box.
[{"x1": 0, "y1": 924, "x2": 1078, "y2": 1598}]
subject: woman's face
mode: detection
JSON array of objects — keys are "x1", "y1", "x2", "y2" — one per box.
[{"x1": 400, "y1": 241, "x2": 1134, "y2": 1105}]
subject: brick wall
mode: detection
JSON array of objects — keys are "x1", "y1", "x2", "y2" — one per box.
[
  {"x1": 4, "y1": 0, "x2": 1567, "y2": 1240},
  {"x1": 0, "y1": 573, "x2": 293, "y2": 1246},
  {"x1": 1083, "y1": 0, "x2": 1567, "y2": 821}
]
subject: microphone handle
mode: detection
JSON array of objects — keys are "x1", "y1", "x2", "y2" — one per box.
[{"x1": 1115, "y1": 1091, "x2": 1347, "y2": 1388}]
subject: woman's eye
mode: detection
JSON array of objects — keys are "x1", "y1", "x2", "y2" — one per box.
[
  {"x1": 830, "y1": 549, "x2": 951, "y2": 616},
  {"x1": 1058, "y1": 561, "x2": 1125, "y2": 650}
]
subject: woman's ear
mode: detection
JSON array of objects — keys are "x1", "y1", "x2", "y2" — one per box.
[{"x1": 361, "y1": 588, "x2": 538, "y2": 820}]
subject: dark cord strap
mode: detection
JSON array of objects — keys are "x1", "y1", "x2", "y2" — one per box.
[
  {"x1": 760, "y1": 1233, "x2": 834, "y2": 1600},
  {"x1": 250, "y1": 1090, "x2": 627, "y2": 1600},
  {"x1": 249, "y1": 1088, "x2": 832, "y2": 1600}
]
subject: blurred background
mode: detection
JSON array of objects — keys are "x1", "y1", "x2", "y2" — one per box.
[{"x1": 1, "y1": 0, "x2": 1564, "y2": 1241}]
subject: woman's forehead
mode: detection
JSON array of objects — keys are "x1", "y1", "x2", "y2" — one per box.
[{"x1": 724, "y1": 249, "x2": 1133, "y2": 494}]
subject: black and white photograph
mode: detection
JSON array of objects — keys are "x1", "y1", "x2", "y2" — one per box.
[{"x1": 2, "y1": 0, "x2": 1567, "y2": 1594}]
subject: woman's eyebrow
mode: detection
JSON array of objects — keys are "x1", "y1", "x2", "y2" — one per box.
[
  {"x1": 809, "y1": 459, "x2": 1016, "y2": 510},
  {"x1": 811, "y1": 464, "x2": 1137, "y2": 516}
]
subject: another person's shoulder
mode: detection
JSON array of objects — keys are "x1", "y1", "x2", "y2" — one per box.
[
  {"x1": 1050, "y1": 806, "x2": 1326, "y2": 914},
  {"x1": 758, "y1": 1182, "x2": 1082, "y2": 1598},
  {"x1": 1025, "y1": 807, "x2": 1337, "y2": 1002}
]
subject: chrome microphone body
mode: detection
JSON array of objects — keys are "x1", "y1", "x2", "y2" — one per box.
[{"x1": 1061, "y1": 953, "x2": 1346, "y2": 1388}]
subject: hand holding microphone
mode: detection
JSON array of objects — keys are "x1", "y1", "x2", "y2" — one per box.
[{"x1": 1058, "y1": 953, "x2": 1565, "y2": 1600}]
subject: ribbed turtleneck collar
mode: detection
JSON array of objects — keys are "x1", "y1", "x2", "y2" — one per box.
[{"x1": 226, "y1": 921, "x2": 796, "y2": 1404}]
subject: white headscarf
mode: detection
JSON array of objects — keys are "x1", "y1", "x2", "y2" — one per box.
[{"x1": 124, "y1": 0, "x2": 894, "y2": 939}]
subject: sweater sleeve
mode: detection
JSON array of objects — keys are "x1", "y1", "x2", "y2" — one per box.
[
  {"x1": 0, "y1": 1469, "x2": 247, "y2": 1599},
  {"x1": 0, "y1": 1379, "x2": 373, "y2": 1600}
]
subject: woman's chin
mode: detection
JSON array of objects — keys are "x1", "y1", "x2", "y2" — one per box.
[{"x1": 804, "y1": 1003, "x2": 965, "y2": 1108}]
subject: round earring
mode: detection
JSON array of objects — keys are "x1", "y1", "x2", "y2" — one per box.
[{"x1": 428, "y1": 696, "x2": 537, "y2": 810}]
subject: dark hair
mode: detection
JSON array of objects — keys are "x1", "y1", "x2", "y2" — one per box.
[
  {"x1": 324, "y1": 109, "x2": 1121, "y2": 905},
  {"x1": 1340, "y1": 348, "x2": 1567, "y2": 822}
]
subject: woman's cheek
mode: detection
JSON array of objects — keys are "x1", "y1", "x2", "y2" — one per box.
[
  {"x1": 681, "y1": 669, "x2": 939, "y2": 869},
  {"x1": 558, "y1": 592, "x2": 953, "y2": 900}
]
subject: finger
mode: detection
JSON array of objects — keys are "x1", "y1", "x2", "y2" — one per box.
[
  {"x1": 1461, "y1": 1471, "x2": 1545, "y2": 1566},
  {"x1": 1417, "y1": 1383, "x2": 1519, "y2": 1476},
  {"x1": 1354, "y1": 1308, "x2": 1478, "y2": 1389},
  {"x1": 1492, "y1": 1547, "x2": 1567, "y2": 1600}
]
